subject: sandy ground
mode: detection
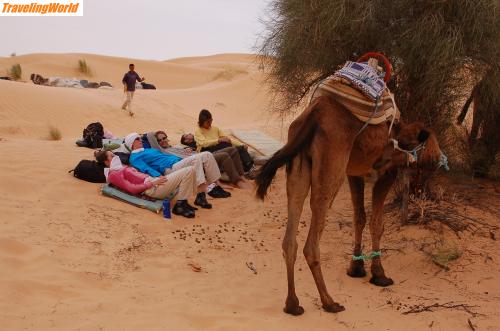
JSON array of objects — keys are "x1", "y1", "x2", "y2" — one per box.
[{"x1": 0, "y1": 53, "x2": 499, "y2": 330}]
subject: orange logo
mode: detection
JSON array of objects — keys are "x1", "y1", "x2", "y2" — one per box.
[{"x1": 1, "y1": 1, "x2": 83, "y2": 16}]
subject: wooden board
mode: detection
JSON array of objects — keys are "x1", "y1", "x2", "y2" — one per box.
[{"x1": 230, "y1": 130, "x2": 283, "y2": 156}]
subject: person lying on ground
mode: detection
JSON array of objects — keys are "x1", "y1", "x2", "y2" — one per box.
[
  {"x1": 194, "y1": 109, "x2": 255, "y2": 174},
  {"x1": 145, "y1": 130, "x2": 251, "y2": 190},
  {"x1": 124, "y1": 132, "x2": 229, "y2": 209},
  {"x1": 141, "y1": 131, "x2": 234, "y2": 195},
  {"x1": 180, "y1": 133, "x2": 252, "y2": 190},
  {"x1": 96, "y1": 150, "x2": 197, "y2": 218}
]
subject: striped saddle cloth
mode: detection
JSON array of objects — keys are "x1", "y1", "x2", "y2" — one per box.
[{"x1": 312, "y1": 75, "x2": 399, "y2": 125}]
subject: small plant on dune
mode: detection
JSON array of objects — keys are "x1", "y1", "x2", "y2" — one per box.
[
  {"x1": 212, "y1": 66, "x2": 247, "y2": 81},
  {"x1": 9, "y1": 64, "x2": 22, "y2": 80},
  {"x1": 48, "y1": 126, "x2": 62, "y2": 141},
  {"x1": 431, "y1": 246, "x2": 461, "y2": 271},
  {"x1": 10, "y1": 52, "x2": 16, "y2": 57},
  {"x1": 410, "y1": 193, "x2": 435, "y2": 221},
  {"x1": 78, "y1": 59, "x2": 92, "y2": 76}
]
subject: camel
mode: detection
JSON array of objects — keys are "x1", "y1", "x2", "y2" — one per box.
[{"x1": 255, "y1": 95, "x2": 443, "y2": 316}]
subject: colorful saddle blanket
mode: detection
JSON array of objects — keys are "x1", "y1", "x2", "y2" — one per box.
[
  {"x1": 312, "y1": 76, "x2": 399, "y2": 125},
  {"x1": 333, "y1": 61, "x2": 385, "y2": 100}
]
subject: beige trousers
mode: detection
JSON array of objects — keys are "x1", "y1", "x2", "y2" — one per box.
[
  {"x1": 122, "y1": 91, "x2": 134, "y2": 111},
  {"x1": 171, "y1": 151, "x2": 221, "y2": 186},
  {"x1": 144, "y1": 166, "x2": 196, "y2": 201}
]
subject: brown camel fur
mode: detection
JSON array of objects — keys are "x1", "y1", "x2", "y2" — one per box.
[{"x1": 256, "y1": 95, "x2": 442, "y2": 316}]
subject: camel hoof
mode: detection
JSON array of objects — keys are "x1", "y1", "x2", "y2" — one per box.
[
  {"x1": 347, "y1": 261, "x2": 366, "y2": 278},
  {"x1": 369, "y1": 276, "x2": 394, "y2": 287},
  {"x1": 284, "y1": 305, "x2": 305, "y2": 316},
  {"x1": 323, "y1": 302, "x2": 345, "y2": 313}
]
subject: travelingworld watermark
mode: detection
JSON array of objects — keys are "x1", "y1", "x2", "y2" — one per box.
[{"x1": 1, "y1": 0, "x2": 83, "y2": 16}]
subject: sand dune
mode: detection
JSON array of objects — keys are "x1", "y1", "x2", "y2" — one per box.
[{"x1": 0, "y1": 53, "x2": 499, "y2": 330}]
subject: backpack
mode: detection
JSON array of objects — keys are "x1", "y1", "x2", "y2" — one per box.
[
  {"x1": 70, "y1": 160, "x2": 106, "y2": 183},
  {"x1": 141, "y1": 82, "x2": 156, "y2": 90},
  {"x1": 82, "y1": 122, "x2": 104, "y2": 148}
]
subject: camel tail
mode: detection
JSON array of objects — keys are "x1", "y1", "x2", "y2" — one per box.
[{"x1": 255, "y1": 100, "x2": 319, "y2": 200}]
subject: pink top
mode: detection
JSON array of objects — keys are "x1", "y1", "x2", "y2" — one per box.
[{"x1": 108, "y1": 166, "x2": 153, "y2": 195}]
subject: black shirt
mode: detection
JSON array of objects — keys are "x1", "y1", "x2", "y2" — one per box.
[{"x1": 122, "y1": 71, "x2": 141, "y2": 91}]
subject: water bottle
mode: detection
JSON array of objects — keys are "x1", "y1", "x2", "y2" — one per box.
[{"x1": 162, "y1": 199, "x2": 171, "y2": 219}]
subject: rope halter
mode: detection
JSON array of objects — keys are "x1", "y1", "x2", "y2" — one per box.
[
  {"x1": 389, "y1": 138, "x2": 450, "y2": 171},
  {"x1": 389, "y1": 138, "x2": 426, "y2": 166}
]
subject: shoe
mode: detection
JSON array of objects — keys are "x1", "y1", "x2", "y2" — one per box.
[
  {"x1": 172, "y1": 201, "x2": 195, "y2": 218},
  {"x1": 194, "y1": 192, "x2": 212, "y2": 209},
  {"x1": 208, "y1": 185, "x2": 231, "y2": 198},
  {"x1": 76, "y1": 139, "x2": 88, "y2": 147},
  {"x1": 244, "y1": 165, "x2": 258, "y2": 180},
  {"x1": 184, "y1": 201, "x2": 198, "y2": 211}
]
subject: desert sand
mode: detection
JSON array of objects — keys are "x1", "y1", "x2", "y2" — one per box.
[{"x1": 0, "y1": 53, "x2": 499, "y2": 330}]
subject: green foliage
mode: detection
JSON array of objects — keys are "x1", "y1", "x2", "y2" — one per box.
[
  {"x1": 9, "y1": 63, "x2": 22, "y2": 80},
  {"x1": 259, "y1": 0, "x2": 499, "y2": 129},
  {"x1": 78, "y1": 59, "x2": 92, "y2": 76}
]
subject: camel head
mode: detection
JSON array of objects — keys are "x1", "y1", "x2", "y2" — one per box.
[{"x1": 373, "y1": 122, "x2": 446, "y2": 175}]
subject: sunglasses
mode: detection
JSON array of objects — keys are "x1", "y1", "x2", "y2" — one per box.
[{"x1": 157, "y1": 136, "x2": 168, "y2": 143}]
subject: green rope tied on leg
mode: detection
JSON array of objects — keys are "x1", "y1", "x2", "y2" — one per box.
[{"x1": 352, "y1": 251, "x2": 381, "y2": 261}]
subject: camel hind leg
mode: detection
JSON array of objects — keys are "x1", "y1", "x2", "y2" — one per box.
[
  {"x1": 283, "y1": 153, "x2": 311, "y2": 315},
  {"x1": 303, "y1": 134, "x2": 352, "y2": 313}
]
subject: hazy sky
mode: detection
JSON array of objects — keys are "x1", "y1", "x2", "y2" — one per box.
[{"x1": 1, "y1": 0, "x2": 270, "y2": 60}]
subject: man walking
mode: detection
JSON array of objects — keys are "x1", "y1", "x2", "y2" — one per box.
[{"x1": 121, "y1": 63, "x2": 145, "y2": 116}]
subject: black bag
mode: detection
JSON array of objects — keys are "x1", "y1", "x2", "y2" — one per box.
[
  {"x1": 82, "y1": 122, "x2": 104, "y2": 149},
  {"x1": 70, "y1": 160, "x2": 106, "y2": 183},
  {"x1": 141, "y1": 82, "x2": 156, "y2": 90}
]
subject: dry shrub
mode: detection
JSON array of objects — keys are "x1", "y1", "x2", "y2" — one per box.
[
  {"x1": 431, "y1": 245, "x2": 461, "y2": 270},
  {"x1": 78, "y1": 59, "x2": 92, "y2": 76},
  {"x1": 48, "y1": 126, "x2": 62, "y2": 141},
  {"x1": 212, "y1": 66, "x2": 247, "y2": 81},
  {"x1": 9, "y1": 64, "x2": 22, "y2": 80}
]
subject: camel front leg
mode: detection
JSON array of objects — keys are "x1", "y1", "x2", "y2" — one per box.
[
  {"x1": 283, "y1": 155, "x2": 311, "y2": 316},
  {"x1": 346, "y1": 176, "x2": 367, "y2": 278},
  {"x1": 369, "y1": 169, "x2": 397, "y2": 287}
]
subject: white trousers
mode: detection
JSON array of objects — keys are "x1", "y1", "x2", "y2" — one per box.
[
  {"x1": 122, "y1": 91, "x2": 134, "y2": 111},
  {"x1": 171, "y1": 152, "x2": 220, "y2": 186},
  {"x1": 144, "y1": 166, "x2": 196, "y2": 201}
]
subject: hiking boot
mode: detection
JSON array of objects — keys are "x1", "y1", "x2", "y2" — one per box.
[
  {"x1": 208, "y1": 185, "x2": 231, "y2": 198},
  {"x1": 244, "y1": 165, "x2": 259, "y2": 180},
  {"x1": 194, "y1": 192, "x2": 212, "y2": 209},
  {"x1": 172, "y1": 201, "x2": 195, "y2": 218},
  {"x1": 184, "y1": 201, "x2": 198, "y2": 211}
]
